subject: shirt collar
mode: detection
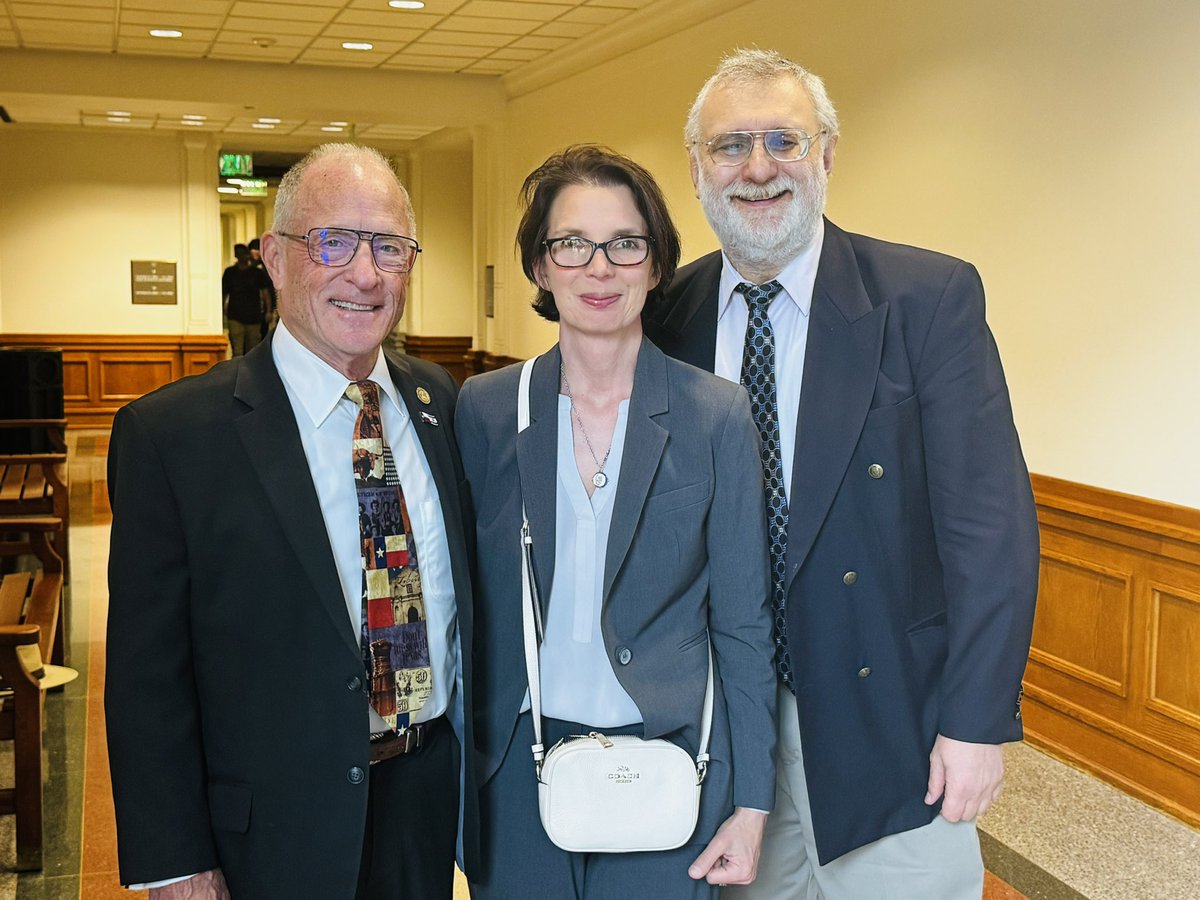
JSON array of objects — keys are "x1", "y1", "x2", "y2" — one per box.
[
  {"x1": 271, "y1": 321, "x2": 403, "y2": 427},
  {"x1": 716, "y1": 217, "x2": 825, "y2": 322}
]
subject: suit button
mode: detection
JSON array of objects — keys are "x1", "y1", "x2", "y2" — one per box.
[
  {"x1": 857, "y1": 667, "x2": 872, "y2": 678},
  {"x1": 347, "y1": 675, "x2": 362, "y2": 692},
  {"x1": 843, "y1": 571, "x2": 858, "y2": 585},
  {"x1": 616, "y1": 646, "x2": 632, "y2": 665},
  {"x1": 347, "y1": 766, "x2": 366, "y2": 784},
  {"x1": 868, "y1": 464, "x2": 884, "y2": 479}
]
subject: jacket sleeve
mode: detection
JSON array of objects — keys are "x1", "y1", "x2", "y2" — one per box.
[
  {"x1": 705, "y1": 385, "x2": 778, "y2": 811},
  {"x1": 916, "y1": 261, "x2": 1039, "y2": 744},
  {"x1": 105, "y1": 404, "x2": 220, "y2": 885}
]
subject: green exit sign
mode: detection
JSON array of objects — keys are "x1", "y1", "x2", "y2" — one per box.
[{"x1": 219, "y1": 153, "x2": 253, "y2": 176}]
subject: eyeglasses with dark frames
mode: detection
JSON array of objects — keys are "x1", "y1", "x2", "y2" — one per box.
[
  {"x1": 698, "y1": 129, "x2": 828, "y2": 166},
  {"x1": 277, "y1": 227, "x2": 421, "y2": 273},
  {"x1": 543, "y1": 235, "x2": 652, "y2": 268}
]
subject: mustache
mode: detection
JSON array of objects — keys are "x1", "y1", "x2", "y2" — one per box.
[{"x1": 724, "y1": 176, "x2": 799, "y2": 202}]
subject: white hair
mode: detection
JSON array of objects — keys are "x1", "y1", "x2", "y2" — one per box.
[{"x1": 684, "y1": 48, "x2": 840, "y2": 153}]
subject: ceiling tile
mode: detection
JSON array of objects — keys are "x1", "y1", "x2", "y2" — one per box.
[
  {"x1": 121, "y1": 12, "x2": 227, "y2": 29},
  {"x1": 457, "y1": 1, "x2": 573, "y2": 23},
  {"x1": 209, "y1": 45, "x2": 305, "y2": 61},
  {"x1": 16, "y1": 0, "x2": 117, "y2": 9},
  {"x1": 436, "y1": 14, "x2": 538, "y2": 35},
  {"x1": 486, "y1": 46, "x2": 541, "y2": 60},
  {"x1": 399, "y1": 43, "x2": 489, "y2": 58},
  {"x1": 9, "y1": 4, "x2": 112, "y2": 23},
  {"x1": 295, "y1": 48, "x2": 387, "y2": 66},
  {"x1": 532, "y1": 21, "x2": 591, "y2": 38},
  {"x1": 125, "y1": 0, "x2": 230, "y2": 13},
  {"x1": 463, "y1": 59, "x2": 521, "y2": 73},
  {"x1": 414, "y1": 29, "x2": 512, "y2": 47},
  {"x1": 223, "y1": 17, "x2": 325, "y2": 36},
  {"x1": 584, "y1": 0, "x2": 654, "y2": 8},
  {"x1": 346, "y1": 0, "x2": 466, "y2": 13},
  {"x1": 119, "y1": 25, "x2": 219, "y2": 41},
  {"x1": 305, "y1": 35, "x2": 409, "y2": 52},
  {"x1": 231, "y1": 2, "x2": 337, "y2": 23},
  {"x1": 380, "y1": 57, "x2": 470, "y2": 72},
  {"x1": 558, "y1": 6, "x2": 619, "y2": 23},
  {"x1": 20, "y1": 34, "x2": 111, "y2": 50},
  {"x1": 335, "y1": 9, "x2": 444, "y2": 29},
  {"x1": 320, "y1": 23, "x2": 424, "y2": 41},
  {"x1": 214, "y1": 32, "x2": 314, "y2": 49},
  {"x1": 20, "y1": 22, "x2": 111, "y2": 40},
  {"x1": 507, "y1": 34, "x2": 568, "y2": 50}
]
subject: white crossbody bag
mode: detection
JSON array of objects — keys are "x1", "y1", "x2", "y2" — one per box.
[{"x1": 516, "y1": 357, "x2": 713, "y2": 853}]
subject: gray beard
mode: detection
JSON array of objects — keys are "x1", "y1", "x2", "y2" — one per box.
[{"x1": 698, "y1": 164, "x2": 826, "y2": 275}]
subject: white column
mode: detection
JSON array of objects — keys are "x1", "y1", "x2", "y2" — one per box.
[{"x1": 180, "y1": 134, "x2": 223, "y2": 335}]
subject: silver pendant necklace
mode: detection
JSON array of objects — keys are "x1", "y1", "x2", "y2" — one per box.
[{"x1": 560, "y1": 363, "x2": 613, "y2": 489}]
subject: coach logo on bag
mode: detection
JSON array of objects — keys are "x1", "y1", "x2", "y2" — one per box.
[{"x1": 607, "y1": 765, "x2": 639, "y2": 784}]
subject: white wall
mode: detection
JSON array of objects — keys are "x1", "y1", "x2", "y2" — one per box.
[{"x1": 488, "y1": 0, "x2": 1200, "y2": 508}]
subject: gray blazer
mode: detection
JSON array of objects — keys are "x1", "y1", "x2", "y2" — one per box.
[{"x1": 456, "y1": 337, "x2": 777, "y2": 840}]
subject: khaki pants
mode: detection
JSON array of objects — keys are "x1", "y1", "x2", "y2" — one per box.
[
  {"x1": 724, "y1": 685, "x2": 984, "y2": 900},
  {"x1": 228, "y1": 319, "x2": 263, "y2": 357}
]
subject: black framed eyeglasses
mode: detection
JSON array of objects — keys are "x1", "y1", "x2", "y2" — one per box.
[
  {"x1": 277, "y1": 227, "x2": 421, "y2": 273},
  {"x1": 699, "y1": 129, "x2": 828, "y2": 166},
  {"x1": 543, "y1": 235, "x2": 652, "y2": 268}
]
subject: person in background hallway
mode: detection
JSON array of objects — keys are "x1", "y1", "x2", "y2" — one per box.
[
  {"x1": 458, "y1": 145, "x2": 777, "y2": 899},
  {"x1": 106, "y1": 143, "x2": 479, "y2": 899},
  {"x1": 248, "y1": 236, "x2": 278, "y2": 335},
  {"x1": 645, "y1": 48, "x2": 1040, "y2": 900},
  {"x1": 221, "y1": 242, "x2": 269, "y2": 356}
]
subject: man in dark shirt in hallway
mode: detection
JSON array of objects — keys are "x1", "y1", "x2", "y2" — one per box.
[
  {"x1": 248, "y1": 236, "x2": 277, "y2": 335},
  {"x1": 222, "y1": 242, "x2": 268, "y2": 356}
]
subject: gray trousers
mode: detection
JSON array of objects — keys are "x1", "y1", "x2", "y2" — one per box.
[{"x1": 724, "y1": 686, "x2": 984, "y2": 900}]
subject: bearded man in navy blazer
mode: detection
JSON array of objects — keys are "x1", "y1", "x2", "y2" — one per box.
[
  {"x1": 645, "y1": 49, "x2": 1040, "y2": 899},
  {"x1": 106, "y1": 144, "x2": 478, "y2": 899}
]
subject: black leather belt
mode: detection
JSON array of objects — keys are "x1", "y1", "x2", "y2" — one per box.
[{"x1": 369, "y1": 717, "x2": 443, "y2": 765}]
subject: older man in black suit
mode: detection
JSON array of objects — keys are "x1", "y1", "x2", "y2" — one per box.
[
  {"x1": 646, "y1": 49, "x2": 1039, "y2": 899},
  {"x1": 106, "y1": 143, "x2": 478, "y2": 899}
]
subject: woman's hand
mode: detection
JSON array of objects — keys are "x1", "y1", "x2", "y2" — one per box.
[{"x1": 687, "y1": 807, "x2": 767, "y2": 885}]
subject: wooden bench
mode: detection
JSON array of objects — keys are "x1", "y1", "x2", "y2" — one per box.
[
  {"x1": 0, "y1": 516, "x2": 75, "y2": 870},
  {"x1": 0, "y1": 418, "x2": 70, "y2": 583}
]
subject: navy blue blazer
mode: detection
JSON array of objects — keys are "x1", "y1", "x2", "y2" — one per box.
[{"x1": 645, "y1": 218, "x2": 1040, "y2": 862}]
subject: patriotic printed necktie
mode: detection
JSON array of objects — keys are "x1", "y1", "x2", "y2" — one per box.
[
  {"x1": 346, "y1": 380, "x2": 432, "y2": 731},
  {"x1": 736, "y1": 280, "x2": 794, "y2": 692}
]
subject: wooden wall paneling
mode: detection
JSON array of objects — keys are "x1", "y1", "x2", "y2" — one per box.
[
  {"x1": 0, "y1": 334, "x2": 228, "y2": 428},
  {"x1": 402, "y1": 335, "x2": 472, "y2": 384},
  {"x1": 1026, "y1": 474, "x2": 1200, "y2": 828}
]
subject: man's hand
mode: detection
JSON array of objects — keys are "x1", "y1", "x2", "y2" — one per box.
[
  {"x1": 149, "y1": 869, "x2": 230, "y2": 899},
  {"x1": 925, "y1": 734, "x2": 1004, "y2": 822},
  {"x1": 688, "y1": 807, "x2": 767, "y2": 885}
]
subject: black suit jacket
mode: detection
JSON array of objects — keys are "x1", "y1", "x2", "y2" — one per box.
[
  {"x1": 105, "y1": 337, "x2": 479, "y2": 896},
  {"x1": 646, "y1": 219, "x2": 1039, "y2": 862}
]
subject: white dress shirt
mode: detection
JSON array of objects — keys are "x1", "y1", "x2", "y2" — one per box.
[
  {"x1": 713, "y1": 220, "x2": 825, "y2": 494},
  {"x1": 524, "y1": 396, "x2": 642, "y2": 727}
]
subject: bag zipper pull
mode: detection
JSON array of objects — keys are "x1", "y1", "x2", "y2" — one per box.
[{"x1": 588, "y1": 731, "x2": 614, "y2": 748}]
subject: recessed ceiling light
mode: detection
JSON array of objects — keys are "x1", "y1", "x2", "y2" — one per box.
[
  {"x1": 181, "y1": 119, "x2": 204, "y2": 126},
  {"x1": 149, "y1": 29, "x2": 183, "y2": 38},
  {"x1": 342, "y1": 41, "x2": 373, "y2": 51},
  {"x1": 182, "y1": 114, "x2": 206, "y2": 121},
  {"x1": 252, "y1": 122, "x2": 275, "y2": 129},
  {"x1": 251, "y1": 36, "x2": 276, "y2": 48},
  {"x1": 330, "y1": 121, "x2": 348, "y2": 127},
  {"x1": 258, "y1": 117, "x2": 281, "y2": 124},
  {"x1": 321, "y1": 126, "x2": 344, "y2": 132},
  {"x1": 107, "y1": 116, "x2": 131, "y2": 124},
  {"x1": 107, "y1": 110, "x2": 130, "y2": 117},
  {"x1": 389, "y1": 1, "x2": 426, "y2": 8},
  {"x1": 217, "y1": 186, "x2": 239, "y2": 194}
]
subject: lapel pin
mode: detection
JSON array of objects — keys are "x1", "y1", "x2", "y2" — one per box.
[
  {"x1": 420, "y1": 411, "x2": 440, "y2": 426},
  {"x1": 416, "y1": 387, "x2": 432, "y2": 405}
]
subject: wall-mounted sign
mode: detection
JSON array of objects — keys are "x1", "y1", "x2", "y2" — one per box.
[{"x1": 131, "y1": 260, "x2": 178, "y2": 305}]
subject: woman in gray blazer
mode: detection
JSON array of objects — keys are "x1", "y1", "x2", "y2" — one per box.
[{"x1": 457, "y1": 145, "x2": 777, "y2": 899}]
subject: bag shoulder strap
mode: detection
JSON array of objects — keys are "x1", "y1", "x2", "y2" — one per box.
[{"x1": 516, "y1": 355, "x2": 715, "y2": 777}]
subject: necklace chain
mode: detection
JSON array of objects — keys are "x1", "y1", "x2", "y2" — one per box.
[{"x1": 560, "y1": 363, "x2": 613, "y2": 488}]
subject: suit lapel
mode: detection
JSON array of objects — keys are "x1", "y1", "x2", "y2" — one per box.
[
  {"x1": 785, "y1": 221, "x2": 886, "y2": 584},
  {"x1": 603, "y1": 339, "x2": 668, "y2": 599},
  {"x1": 650, "y1": 251, "x2": 722, "y2": 370},
  {"x1": 388, "y1": 352, "x2": 457, "y2": 519},
  {"x1": 515, "y1": 348, "x2": 562, "y2": 614},
  {"x1": 233, "y1": 340, "x2": 359, "y2": 656}
]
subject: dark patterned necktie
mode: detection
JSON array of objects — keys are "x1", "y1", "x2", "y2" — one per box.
[
  {"x1": 737, "y1": 280, "x2": 794, "y2": 692},
  {"x1": 346, "y1": 380, "x2": 432, "y2": 731}
]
